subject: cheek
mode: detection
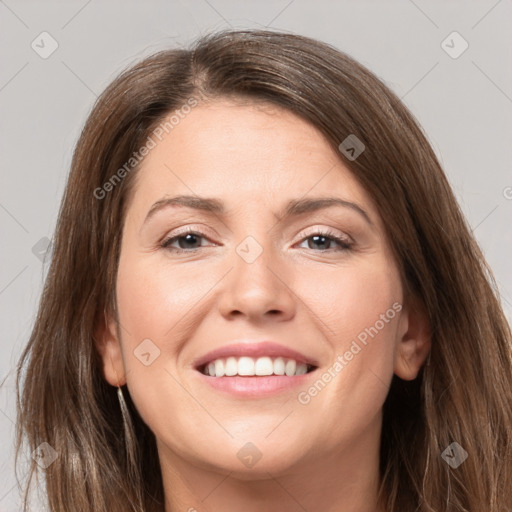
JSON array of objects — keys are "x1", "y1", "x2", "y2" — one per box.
[
  {"x1": 293, "y1": 260, "x2": 402, "y2": 435},
  {"x1": 336, "y1": 262, "x2": 402, "y2": 378},
  {"x1": 114, "y1": 253, "x2": 227, "y2": 418},
  {"x1": 114, "y1": 255, "x2": 196, "y2": 432},
  {"x1": 115, "y1": 255, "x2": 205, "y2": 342},
  {"x1": 299, "y1": 257, "x2": 402, "y2": 345}
]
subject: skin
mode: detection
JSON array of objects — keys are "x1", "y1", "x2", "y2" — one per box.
[{"x1": 96, "y1": 99, "x2": 431, "y2": 512}]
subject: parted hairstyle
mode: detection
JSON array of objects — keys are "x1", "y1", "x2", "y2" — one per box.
[{"x1": 14, "y1": 28, "x2": 512, "y2": 512}]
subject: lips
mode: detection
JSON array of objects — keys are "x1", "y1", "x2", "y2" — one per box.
[{"x1": 193, "y1": 341, "x2": 319, "y2": 374}]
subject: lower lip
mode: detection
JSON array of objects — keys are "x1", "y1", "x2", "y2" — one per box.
[{"x1": 196, "y1": 371, "x2": 316, "y2": 397}]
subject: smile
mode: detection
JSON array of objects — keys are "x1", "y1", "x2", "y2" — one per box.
[{"x1": 201, "y1": 356, "x2": 316, "y2": 377}]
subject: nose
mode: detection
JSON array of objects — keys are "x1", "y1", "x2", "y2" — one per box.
[{"x1": 216, "y1": 236, "x2": 297, "y2": 323}]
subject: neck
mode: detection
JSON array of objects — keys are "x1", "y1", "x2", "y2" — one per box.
[{"x1": 159, "y1": 414, "x2": 385, "y2": 512}]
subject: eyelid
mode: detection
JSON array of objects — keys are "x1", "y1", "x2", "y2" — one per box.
[
  {"x1": 161, "y1": 224, "x2": 352, "y2": 243},
  {"x1": 161, "y1": 224, "x2": 216, "y2": 241},
  {"x1": 299, "y1": 225, "x2": 353, "y2": 243}
]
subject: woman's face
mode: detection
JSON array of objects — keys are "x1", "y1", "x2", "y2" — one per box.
[{"x1": 99, "y1": 99, "x2": 428, "y2": 478}]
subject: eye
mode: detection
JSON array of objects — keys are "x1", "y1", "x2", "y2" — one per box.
[
  {"x1": 296, "y1": 229, "x2": 353, "y2": 252},
  {"x1": 161, "y1": 228, "x2": 212, "y2": 253},
  {"x1": 161, "y1": 228, "x2": 353, "y2": 254}
]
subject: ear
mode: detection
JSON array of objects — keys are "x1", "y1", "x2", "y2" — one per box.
[
  {"x1": 94, "y1": 309, "x2": 127, "y2": 387},
  {"x1": 393, "y1": 296, "x2": 431, "y2": 381}
]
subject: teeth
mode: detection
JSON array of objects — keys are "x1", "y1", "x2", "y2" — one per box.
[
  {"x1": 273, "y1": 357, "x2": 285, "y2": 375},
  {"x1": 225, "y1": 357, "x2": 238, "y2": 376},
  {"x1": 238, "y1": 356, "x2": 254, "y2": 376},
  {"x1": 285, "y1": 359, "x2": 296, "y2": 376},
  {"x1": 255, "y1": 356, "x2": 273, "y2": 376},
  {"x1": 214, "y1": 359, "x2": 225, "y2": 377},
  {"x1": 295, "y1": 363, "x2": 308, "y2": 375},
  {"x1": 203, "y1": 356, "x2": 311, "y2": 377}
]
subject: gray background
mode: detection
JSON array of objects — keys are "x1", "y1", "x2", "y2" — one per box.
[{"x1": 1, "y1": 0, "x2": 511, "y2": 509}]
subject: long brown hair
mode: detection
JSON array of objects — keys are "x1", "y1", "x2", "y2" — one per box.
[{"x1": 15, "y1": 28, "x2": 512, "y2": 511}]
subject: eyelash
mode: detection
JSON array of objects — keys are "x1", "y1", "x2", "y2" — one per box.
[{"x1": 160, "y1": 227, "x2": 353, "y2": 254}]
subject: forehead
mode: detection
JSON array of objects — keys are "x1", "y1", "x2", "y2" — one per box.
[{"x1": 126, "y1": 100, "x2": 378, "y2": 222}]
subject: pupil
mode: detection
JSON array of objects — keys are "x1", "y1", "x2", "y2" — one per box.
[
  {"x1": 311, "y1": 235, "x2": 328, "y2": 250},
  {"x1": 177, "y1": 234, "x2": 333, "y2": 250},
  {"x1": 180, "y1": 234, "x2": 198, "y2": 249}
]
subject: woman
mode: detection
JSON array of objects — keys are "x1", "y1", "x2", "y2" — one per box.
[{"x1": 15, "y1": 29, "x2": 512, "y2": 512}]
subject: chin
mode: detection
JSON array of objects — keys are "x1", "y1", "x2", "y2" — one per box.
[{"x1": 194, "y1": 438, "x2": 309, "y2": 478}]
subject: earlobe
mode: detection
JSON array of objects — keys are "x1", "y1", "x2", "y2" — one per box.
[
  {"x1": 94, "y1": 310, "x2": 127, "y2": 387},
  {"x1": 394, "y1": 298, "x2": 431, "y2": 381}
]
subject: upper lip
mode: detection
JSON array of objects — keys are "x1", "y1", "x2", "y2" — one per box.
[{"x1": 193, "y1": 341, "x2": 319, "y2": 370}]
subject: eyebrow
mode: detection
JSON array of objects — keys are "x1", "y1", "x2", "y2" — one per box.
[{"x1": 143, "y1": 194, "x2": 373, "y2": 226}]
